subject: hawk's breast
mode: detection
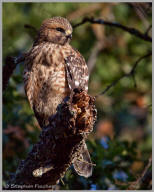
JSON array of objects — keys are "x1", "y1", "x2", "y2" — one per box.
[{"x1": 24, "y1": 43, "x2": 71, "y2": 117}]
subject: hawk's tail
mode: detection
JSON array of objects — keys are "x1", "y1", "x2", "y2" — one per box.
[{"x1": 73, "y1": 141, "x2": 95, "y2": 178}]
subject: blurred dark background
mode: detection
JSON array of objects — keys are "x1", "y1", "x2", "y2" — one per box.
[{"x1": 2, "y1": 2, "x2": 152, "y2": 190}]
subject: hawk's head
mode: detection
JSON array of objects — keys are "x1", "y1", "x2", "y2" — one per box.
[{"x1": 37, "y1": 17, "x2": 73, "y2": 45}]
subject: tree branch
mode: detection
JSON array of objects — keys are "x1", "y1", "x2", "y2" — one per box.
[
  {"x1": 73, "y1": 17, "x2": 152, "y2": 42},
  {"x1": 96, "y1": 52, "x2": 152, "y2": 97},
  {"x1": 128, "y1": 155, "x2": 152, "y2": 190},
  {"x1": 3, "y1": 54, "x2": 25, "y2": 91},
  {"x1": 24, "y1": 24, "x2": 38, "y2": 34},
  {"x1": 87, "y1": 41, "x2": 104, "y2": 75},
  {"x1": 5, "y1": 89, "x2": 97, "y2": 190},
  {"x1": 145, "y1": 24, "x2": 152, "y2": 36}
]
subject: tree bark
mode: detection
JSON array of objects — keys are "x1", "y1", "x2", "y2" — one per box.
[{"x1": 5, "y1": 89, "x2": 97, "y2": 190}]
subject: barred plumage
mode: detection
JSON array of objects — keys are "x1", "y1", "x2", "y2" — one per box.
[{"x1": 24, "y1": 16, "x2": 92, "y2": 177}]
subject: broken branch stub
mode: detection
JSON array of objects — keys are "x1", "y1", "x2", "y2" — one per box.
[{"x1": 8, "y1": 89, "x2": 97, "y2": 189}]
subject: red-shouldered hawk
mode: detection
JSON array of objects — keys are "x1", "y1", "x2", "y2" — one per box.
[{"x1": 24, "y1": 17, "x2": 92, "y2": 177}]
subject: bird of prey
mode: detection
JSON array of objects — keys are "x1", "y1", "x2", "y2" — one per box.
[{"x1": 24, "y1": 16, "x2": 93, "y2": 177}]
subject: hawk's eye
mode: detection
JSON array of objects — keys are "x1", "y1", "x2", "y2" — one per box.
[{"x1": 56, "y1": 27, "x2": 65, "y2": 33}]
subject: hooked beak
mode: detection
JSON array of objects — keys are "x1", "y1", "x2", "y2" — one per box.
[
  {"x1": 66, "y1": 29, "x2": 72, "y2": 40},
  {"x1": 66, "y1": 34, "x2": 72, "y2": 40}
]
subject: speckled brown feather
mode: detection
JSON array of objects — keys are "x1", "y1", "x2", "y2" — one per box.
[
  {"x1": 23, "y1": 17, "x2": 92, "y2": 177},
  {"x1": 24, "y1": 43, "x2": 88, "y2": 127}
]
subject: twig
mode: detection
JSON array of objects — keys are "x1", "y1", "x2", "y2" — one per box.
[
  {"x1": 3, "y1": 54, "x2": 25, "y2": 91},
  {"x1": 96, "y1": 52, "x2": 152, "y2": 97},
  {"x1": 129, "y1": 3, "x2": 150, "y2": 28},
  {"x1": 67, "y1": 3, "x2": 102, "y2": 21},
  {"x1": 145, "y1": 24, "x2": 152, "y2": 35},
  {"x1": 73, "y1": 17, "x2": 152, "y2": 42},
  {"x1": 87, "y1": 41, "x2": 104, "y2": 74},
  {"x1": 115, "y1": 155, "x2": 152, "y2": 190},
  {"x1": 24, "y1": 24, "x2": 38, "y2": 33},
  {"x1": 128, "y1": 155, "x2": 152, "y2": 190}
]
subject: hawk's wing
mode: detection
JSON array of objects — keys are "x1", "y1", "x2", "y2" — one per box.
[
  {"x1": 64, "y1": 49, "x2": 94, "y2": 178},
  {"x1": 64, "y1": 50, "x2": 89, "y2": 92}
]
